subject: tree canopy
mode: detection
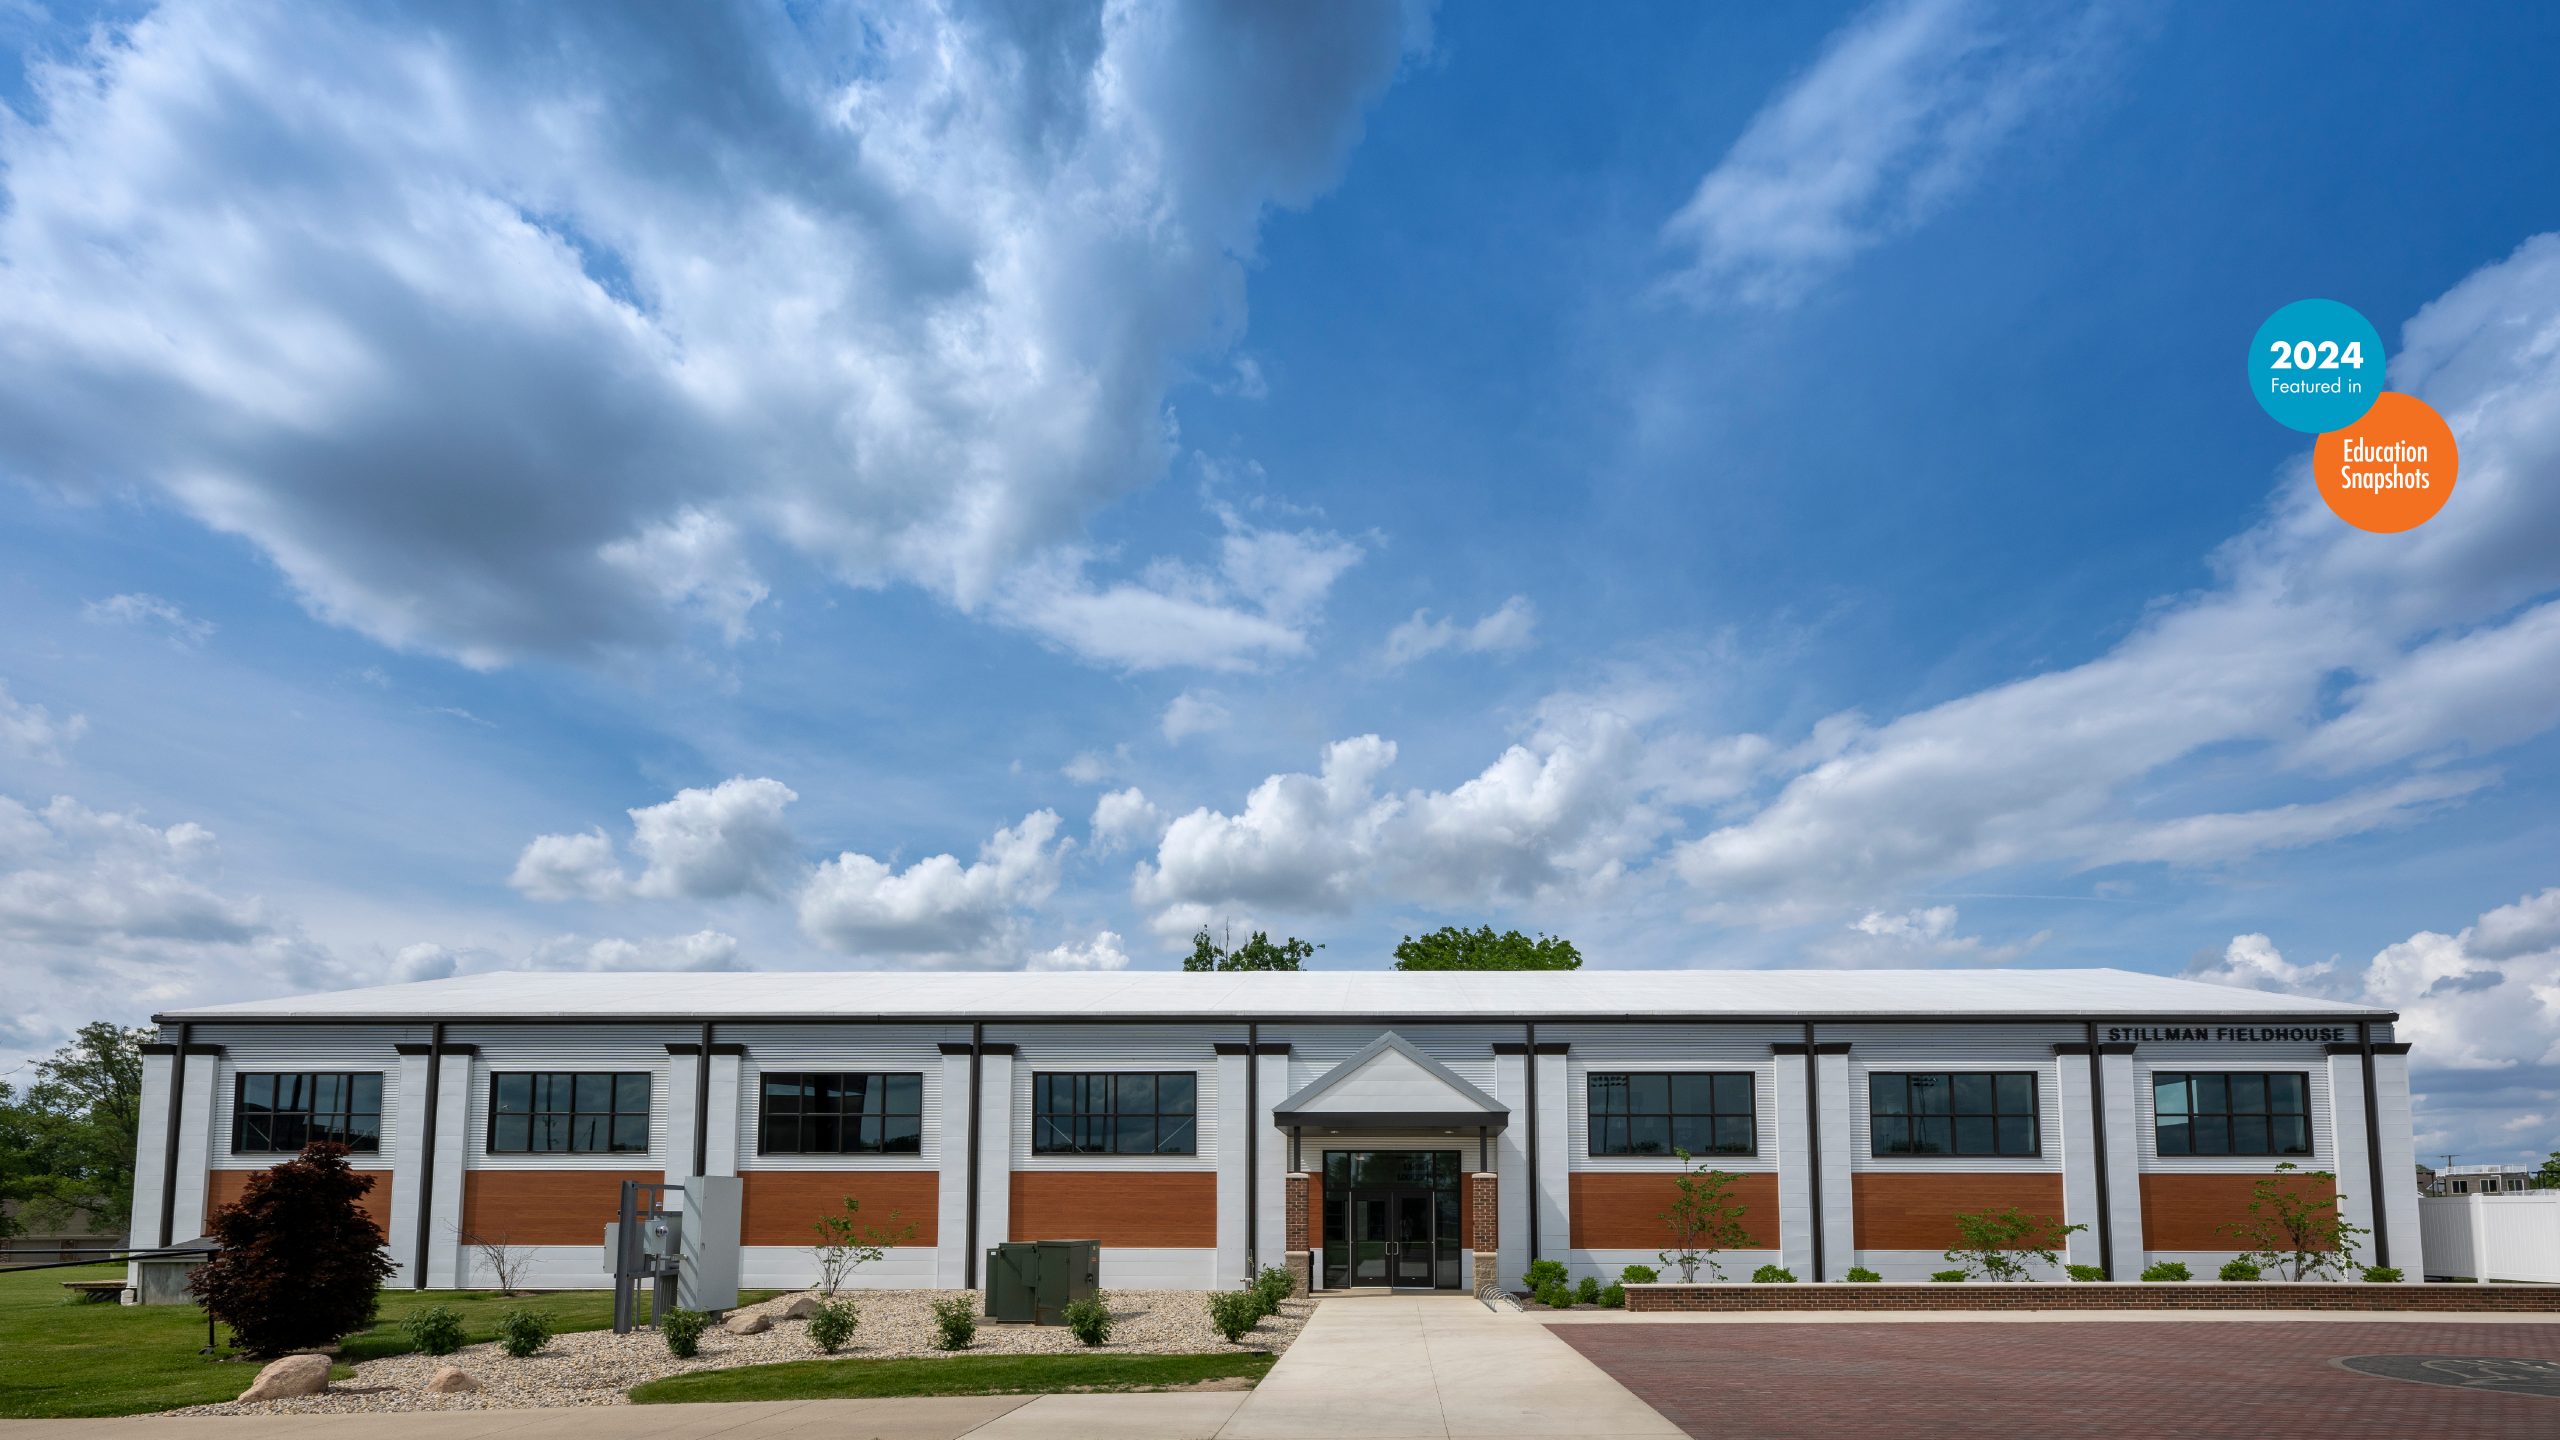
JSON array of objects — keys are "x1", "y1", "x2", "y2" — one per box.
[
  {"x1": 1392, "y1": 926, "x2": 1581, "y2": 971},
  {"x1": 1185, "y1": 928, "x2": 1321, "y2": 972},
  {"x1": 0, "y1": 1021, "x2": 151, "y2": 1236}
]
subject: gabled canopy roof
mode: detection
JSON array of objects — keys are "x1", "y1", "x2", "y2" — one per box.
[{"x1": 1272, "y1": 1031, "x2": 1510, "y2": 1131}]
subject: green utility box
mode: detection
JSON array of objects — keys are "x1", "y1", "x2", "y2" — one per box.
[{"x1": 982, "y1": 1239, "x2": 1100, "y2": 1324}]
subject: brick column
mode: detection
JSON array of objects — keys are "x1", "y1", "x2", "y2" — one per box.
[
  {"x1": 1471, "y1": 1171, "x2": 1500, "y2": 1296},
  {"x1": 1284, "y1": 1171, "x2": 1312, "y2": 1292}
]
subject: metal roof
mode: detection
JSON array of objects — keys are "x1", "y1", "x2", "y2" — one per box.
[{"x1": 155, "y1": 967, "x2": 2391, "y2": 1024}]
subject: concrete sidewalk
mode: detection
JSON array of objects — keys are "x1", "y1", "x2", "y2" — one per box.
[
  {"x1": 1218, "y1": 1293, "x2": 1684, "y2": 1439},
  {"x1": 0, "y1": 1392, "x2": 1247, "y2": 1440}
]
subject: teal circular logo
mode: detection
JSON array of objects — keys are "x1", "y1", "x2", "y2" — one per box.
[{"x1": 2249, "y1": 299, "x2": 2384, "y2": 433}]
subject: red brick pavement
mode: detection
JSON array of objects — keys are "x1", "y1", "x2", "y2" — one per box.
[{"x1": 1555, "y1": 1321, "x2": 2560, "y2": 1439}]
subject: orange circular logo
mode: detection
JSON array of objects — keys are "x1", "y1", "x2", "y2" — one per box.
[{"x1": 2313, "y1": 392, "x2": 2458, "y2": 533}]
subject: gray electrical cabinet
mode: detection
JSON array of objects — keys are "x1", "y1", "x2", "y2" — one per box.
[
  {"x1": 984, "y1": 1239, "x2": 1099, "y2": 1324},
  {"x1": 678, "y1": 1173, "x2": 742, "y2": 1315}
]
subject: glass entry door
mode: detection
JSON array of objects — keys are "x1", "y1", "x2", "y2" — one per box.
[
  {"x1": 1322, "y1": 1150, "x2": 1464, "y2": 1290},
  {"x1": 1391, "y1": 1192, "x2": 1435, "y2": 1286}
]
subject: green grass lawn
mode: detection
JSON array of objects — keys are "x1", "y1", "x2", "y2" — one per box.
[
  {"x1": 629, "y1": 1351, "x2": 1275, "y2": 1404},
  {"x1": 0, "y1": 1262, "x2": 780, "y2": 1418}
]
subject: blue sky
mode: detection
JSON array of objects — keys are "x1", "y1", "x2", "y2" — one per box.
[{"x1": 4, "y1": 0, "x2": 2560, "y2": 1167}]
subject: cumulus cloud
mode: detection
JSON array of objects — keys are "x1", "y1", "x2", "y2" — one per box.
[
  {"x1": 1026, "y1": 929, "x2": 1131, "y2": 972},
  {"x1": 1674, "y1": 233, "x2": 2560, "y2": 923},
  {"x1": 0, "y1": 0, "x2": 1421, "y2": 669},
  {"x1": 1090, "y1": 788, "x2": 1165, "y2": 854},
  {"x1": 2183, "y1": 932, "x2": 2340, "y2": 996},
  {"x1": 1161, "y1": 690, "x2": 1231, "y2": 743},
  {"x1": 799, "y1": 810, "x2": 1071, "y2": 966},
  {"x1": 511, "y1": 777, "x2": 801, "y2": 902},
  {"x1": 1664, "y1": 0, "x2": 2121, "y2": 307},
  {"x1": 529, "y1": 929, "x2": 745, "y2": 973},
  {"x1": 1380, "y1": 595, "x2": 1537, "y2": 668},
  {"x1": 83, "y1": 593, "x2": 216, "y2": 646},
  {"x1": 1811, "y1": 904, "x2": 2048, "y2": 966},
  {"x1": 0, "y1": 681, "x2": 86, "y2": 763}
]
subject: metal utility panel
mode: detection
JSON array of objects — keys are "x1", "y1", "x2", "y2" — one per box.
[
  {"x1": 1034, "y1": 1239, "x2": 1100, "y2": 1325},
  {"x1": 679, "y1": 1174, "x2": 742, "y2": 1315},
  {"x1": 984, "y1": 1242, "x2": 1037, "y2": 1323}
]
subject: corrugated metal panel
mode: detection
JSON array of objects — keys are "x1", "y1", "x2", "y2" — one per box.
[
  {"x1": 201, "y1": 1025, "x2": 415, "y2": 1170},
  {"x1": 1266, "y1": 1024, "x2": 1511, "y2": 1094},
  {"x1": 1841, "y1": 1024, "x2": 2069, "y2": 1174},
  {"x1": 990, "y1": 1026, "x2": 1223, "y2": 1172},
  {"x1": 2130, "y1": 1044, "x2": 2335, "y2": 1172},
  {"x1": 455, "y1": 1025, "x2": 689, "y2": 1171},
  {"x1": 1548, "y1": 1024, "x2": 1791, "y2": 1174},
  {"x1": 726, "y1": 1024, "x2": 948, "y2": 1171}
]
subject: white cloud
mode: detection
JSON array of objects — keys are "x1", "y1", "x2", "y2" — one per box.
[
  {"x1": 1090, "y1": 787, "x2": 1165, "y2": 854},
  {"x1": 511, "y1": 776, "x2": 801, "y2": 902},
  {"x1": 1663, "y1": 0, "x2": 2119, "y2": 308},
  {"x1": 1027, "y1": 929, "x2": 1131, "y2": 972},
  {"x1": 1062, "y1": 751, "x2": 1119, "y2": 786},
  {"x1": 1812, "y1": 904, "x2": 2047, "y2": 966},
  {"x1": 392, "y1": 941, "x2": 461, "y2": 982},
  {"x1": 1381, "y1": 595, "x2": 1537, "y2": 668},
  {"x1": 0, "y1": 1, "x2": 1421, "y2": 669},
  {"x1": 528, "y1": 929, "x2": 745, "y2": 973},
  {"x1": 799, "y1": 810, "x2": 1071, "y2": 966},
  {"x1": 2183, "y1": 932, "x2": 2340, "y2": 995},
  {"x1": 2363, "y1": 887, "x2": 2560, "y2": 1073},
  {"x1": 83, "y1": 593, "x2": 216, "y2": 646},
  {"x1": 0, "y1": 681, "x2": 86, "y2": 763},
  {"x1": 1674, "y1": 233, "x2": 2560, "y2": 923},
  {"x1": 1161, "y1": 690, "x2": 1231, "y2": 743}
]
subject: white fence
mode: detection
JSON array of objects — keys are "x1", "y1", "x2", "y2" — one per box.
[{"x1": 2419, "y1": 1193, "x2": 2560, "y2": 1282}]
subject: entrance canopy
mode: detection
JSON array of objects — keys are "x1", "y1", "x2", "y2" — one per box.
[{"x1": 1272, "y1": 1031, "x2": 1510, "y2": 1132}]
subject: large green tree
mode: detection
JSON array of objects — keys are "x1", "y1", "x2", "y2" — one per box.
[
  {"x1": 1392, "y1": 926, "x2": 1581, "y2": 971},
  {"x1": 1185, "y1": 928, "x2": 1321, "y2": 972},
  {"x1": 2538, "y1": 1150, "x2": 2560, "y2": 1191},
  {"x1": 0, "y1": 1022, "x2": 152, "y2": 1235}
]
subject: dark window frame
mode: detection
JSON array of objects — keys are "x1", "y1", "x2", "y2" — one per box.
[
  {"x1": 2151, "y1": 1070, "x2": 2313, "y2": 1158},
  {"x1": 1585, "y1": 1071, "x2": 1759, "y2": 1157},
  {"x1": 1867, "y1": 1071, "x2": 2042, "y2": 1158},
  {"x1": 231, "y1": 1071, "x2": 385, "y2": 1155},
  {"x1": 486, "y1": 1071, "x2": 653, "y2": 1155},
  {"x1": 756, "y1": 1071, "x2": 925, "y2": 1156},
  {"x1": 1030, "y1": 1071, "x2": 1198, "y2": 1156}
]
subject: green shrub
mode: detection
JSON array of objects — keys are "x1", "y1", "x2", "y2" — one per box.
[
  {"x1": 1062, "y1": 1295, "x2": 1111, "y2": 1347},
  {"x1": 1523, "y1": 1259, "x2": 1569, "y2": 1292},
  {"x1": 807, "y1": 1298, "x2": 858, "y2": 1353},
  {"x1": 1845, "y1": 1266, "x2": 1882, "y2": 1283},
  {"x1": 1252, "y1": 1265, "x2": 1296, "y2": 1314},
  {"x1": 661, "y1": 1307, "x2": 709, "y2": 1358},
  {"x1": 2219, "y1": 1257, "x2": 2262, "y2": 1282},
  {"x1": 402, "y1": 1304, "x2": 466, "y2": 1357},
  {"x1": 931, "y1": 1296, "x2": 976, "y2": 1350},
  {"x1": 1207, "y1": 1289, "x2": 1262, "y2": 1343},
  {"x1": 1750, "y1": 1264, "x2": 1796, "y2": 1283},
  {"x1": 1535, "y1": 1281, "x2": 1575, "y2": 1309},
  {"x1": 1600, "y1": 1282, "x2": 1626, "y2": 1308},
  {"x1": 1929, "y1": 1269, "x2": 1968, "y2": 1283},
  {"x1": 2139, "y1": 1261, "x2": 2191, "y2": 1283},
  {"x1": 2065, "y1": 1265, "x2": 2105, "y2": 1283},
  {"x1": 2362, "y1": 1265, "x2": 2405, "y2": 1283},
  {"x1": 496, "y1": 1307, "x2": 553, "y2": 1358},
  {"x1": 1575, "y1": 1275, "x2": 1603, "y2": 1304},
  {"x1": 1619, "y1": 1263, "x2": 1659, "y2": 1285}
]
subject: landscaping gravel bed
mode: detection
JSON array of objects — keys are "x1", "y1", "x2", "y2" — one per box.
[{"x1": 173, "y1": 1288, "x2": 1309, "y2": 1415}]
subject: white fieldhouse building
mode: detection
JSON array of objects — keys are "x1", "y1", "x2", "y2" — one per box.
[{"x1": 128, "y1": 969, "x2": 2419, "y2": 1294}]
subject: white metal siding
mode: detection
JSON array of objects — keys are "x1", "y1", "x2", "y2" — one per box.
[
  {"x1": 199, "y1": 1024, "x2": 420, "y2": 1170},
  {"x1": 725, "y1": 1024, "x2": 953, "y2": 1171},
  {"x1": 1269, "y1": 1025, "x2": 1510, "y2": 1094},
  {"x1": 990, "y1": 1026, "x2": 1223, "y2": 1172},
  {"x1": 2131, "y1": 1043, "x2": 2335, "y2": 1172},
  {"x1": 453, "y1": 1026, "x2": 689, "y2": 1170},
  {"x1": 1842, "y1": 1025, "x2": 2070, "y2": 1173}
]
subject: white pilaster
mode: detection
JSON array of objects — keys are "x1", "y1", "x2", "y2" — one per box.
[
  {"x1": 1494, "y1": 1048, "x2": 1529, "y2": 1286},
  {"x1": 426, "y1": 1051, "x2": 473, "y2": 1287},
  {"x1": 1253, "y1": 1048, "x2": 1289, "y2": 1278},
  {"x1": 702, "y1": 1050, "x2": 742, "y2": 1177},
  {"x1": 2056, "y1": 1049, "x2": 2104, "y2": 1269},
  {"x1": 2097, "y1": 1047, "x2": 2144, "y2": 1269},
  {"x1": 1813, "y1": 1047, "x2": 1856, "y2": 1274},
  {"x1": 127, "y1": 1047, "x2": 176, "y2": 1283},
  {"x1": 1214, "y1": 1048, "x2": 1249, "y2": 1284},
  {"x1": 1772, "y1": 1048, "x2": 1814, "y2": 1277},
  {"x1": 165, "y1": 1051, "x2": 220, "y2": 1242},
  {"x1": 385, "y1": 1048, "x2": 434, "y2": 1286},
  {"x1": 2368, "y1": 1046, "x2": 2421, "y2": 1275},
  {"x1": 663, "y1": 1049, "x2": 703, "y2": 1195},
  {"x1": 936, "y1": 1047, "x2": 974, "y2": 1287},
  {"x1": 976, "y1": 1048, "x2": 1015, "y2": 1257},
  {"x1": 2325, "y1": 1049, "x2": 2377, "y2": 1258},
  {"x1": 1533, "y1": 1048, "x2": 1570, "y2": 1263}
]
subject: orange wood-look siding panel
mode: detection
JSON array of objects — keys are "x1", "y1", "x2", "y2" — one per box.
[
  {"x1": 460, "y1": 1170, "x2": 663, "y2": 1246},
  {"x1": 739, "y1": 1171, "x2": 940, "y2": 1247},
  {"x1": 1850, "y1": 1173, "x2": 2067, "y2": 1250},
  {"x1": 2140, "y1": 1172, "x2": 2336, "y2": 1251},
  {"x1": 1009, "y1": 1172, "x2": 1216, "y2": 1247},
  {"x1": 1305, "y1": 1171, "x2": 1476, "y2": 1249},
  {"x1": 1569, "y1": 1171, "x2": 1781, "y2": 1249},
  {"x1": 206, "y1": 1168, "x2": 394, "y2": 1241}
]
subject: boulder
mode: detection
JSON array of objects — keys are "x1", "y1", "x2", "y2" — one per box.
[
  {"x1": 726, "y1": 1311, "x2": 772, "y2": 1336},
  {"x1": 238, "y1": 1354, "x2": 331, "y2": 1402},
  {"x1": 425, "y1": 1366, "x2": 479, "y2": 1395},
  {"x1": 777, "y1": 1294, "x2": 824, "y2": 1320}
]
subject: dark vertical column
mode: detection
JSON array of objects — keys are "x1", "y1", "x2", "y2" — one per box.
[
  {"x1": 1524, "y1": 1021, "x2": 1540, "y2": 1262},
  {"x1": 2082, "y1": 1024, "x2": 2117, "y2": 1279},
  {"x1": 156, "y1": 1023, "x2": 189, "y2": 1248},
  {"x1": 1245, "y1": 1022, "x2": 1260, "y2": 1280},
  {"x1": 2358, "y1": 1022, "x2": 2390, "y2": 1269},
  {"x1": 1801, "y1": 1023, "x2": 1825, "y2": 1282},
  {"x1": 411, "y1": 1022, "x2": 445, "y2": 1288},
  {"x1": 690, "y1": 1022, "x2": 714, "y2": 1178},
  {"x1": 965, "y1": 1023, "x2": 983, "y2": 1288}
]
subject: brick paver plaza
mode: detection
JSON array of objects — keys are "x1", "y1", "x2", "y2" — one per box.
[{"x1": 1555, "y1": 1320, "x2": 2560, "y2": 1440}]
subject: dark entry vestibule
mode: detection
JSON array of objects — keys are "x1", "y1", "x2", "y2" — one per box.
[{"x1": 1320, "y1": 1149, "x2": 1464, "y2": 1289}]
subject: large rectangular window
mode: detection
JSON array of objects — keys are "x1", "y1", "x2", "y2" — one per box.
[
  {"x1": 758, "y1": 1072, "x2": 924, "y2": 1155},
  {"x1": 1587, "y1": 1072, "x2": 1756, "y2": 1156},
  {"x1": 2152, "y1": 1072, "x2": 2311, "y2": 1157},
  {"x1": 488, "y1": 1072, "x2": 651, "y2": 1154},
  {"x1": 1032, "y1": 1072, "x2": 1197, "y2": 1155},
  {"x1": 1868, "y1": 1072, "x2": 2039, "y2": 1157},
  {"x1": 233, "y1": 1072, "x2": 383, "y2": 1154}
]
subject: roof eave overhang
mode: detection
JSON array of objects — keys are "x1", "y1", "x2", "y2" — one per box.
[{"x1": 1274, "y1": 1107, "x2": 1510, "y2": 1131}]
